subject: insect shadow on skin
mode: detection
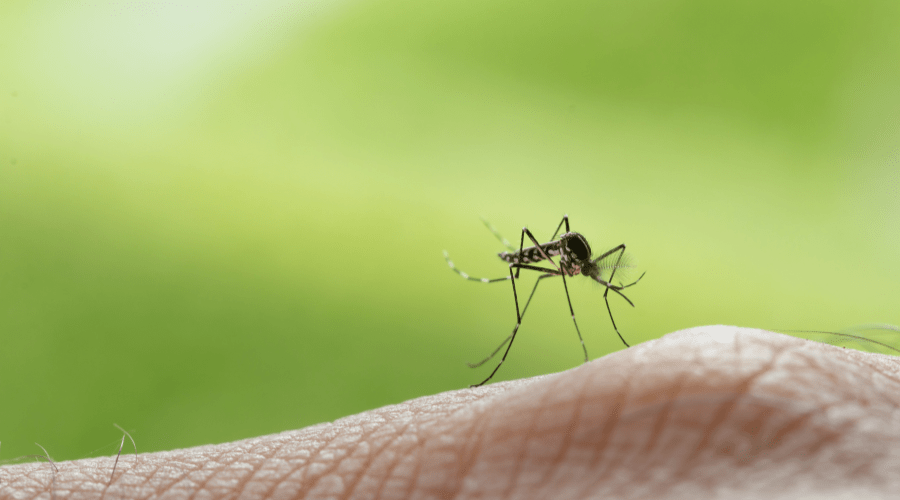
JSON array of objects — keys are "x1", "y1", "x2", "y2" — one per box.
[{"x1": 445, "y1": 215, "x2": 645, "y2": 387}]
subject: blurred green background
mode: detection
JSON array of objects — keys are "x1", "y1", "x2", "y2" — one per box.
[{"x1": 1, "y1": 0, "x2": 898, "y2": 462}]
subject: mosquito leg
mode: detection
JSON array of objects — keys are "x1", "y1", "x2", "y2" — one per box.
[
  {"x1": 592, "y1": 264, "x2": 639, "y2": 348},
  {"x1": 511, "y1": 263, "x2": 560, "y2": 274},
  {"x1": 549, "y1": 214, "x2": 570, "y2": 240},
  {"x1": 593, "y1": 243, "x2": 625, "y2": 263},
  {"x1": 619, "y1": 271, "x2": 646, "y2": 289},
  {"x1": 609, "y1": 286, "x2": 635, "y2": 307},
  {"x1": 560, "y1": 271, "x2": 589, "y2": 362},
  {"x1": 444, "y1": 251, "x2": 511, "y2": 283},
  {"x1": 608, "y1": 246, "x2": 627, "y2": 284},
  {"x1": 603, "y1": 286, "x2": 631, "y2": 347},
  {"x1": 472, "y1": 265, "x2": 525, "y2": 387},
  {"x1": 468, "y1": 273, "x2": 558, "y2": 368},
  {"x1": 481, "y1": 217, "x2": 517, "y2": 251},
  {"x1": 593, "y1": 244, "x2": 633, "y2": 286},
  {"x1": 522, "y1": 228, "x2": 561, "y2": 273},
  {"x1": 515, "y1": 226, "x2": 526, "y2": 278},
  {"x1": 592, "y1": 244, "x2": 626, "y2": 266}
]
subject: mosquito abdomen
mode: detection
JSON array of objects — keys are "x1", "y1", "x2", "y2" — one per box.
[{"x1": 499, "y1": 242, "x2": 562, "y2": 264}]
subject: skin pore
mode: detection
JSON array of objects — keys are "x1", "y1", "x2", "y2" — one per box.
[{"x1": 2, "y1": 326, "x2": 900, "y2": 499}]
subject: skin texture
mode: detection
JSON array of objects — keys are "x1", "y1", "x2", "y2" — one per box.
[{"x1": 3, "y1": 325, "x2": 900, "y2": 499}]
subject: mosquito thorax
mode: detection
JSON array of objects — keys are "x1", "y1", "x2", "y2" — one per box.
[
  {"x1": 556, "y1": 232, "x2": 592, "y2": 276},
  {"x1": 559, "y1": 232, "x2": 592, "y2": 261}
]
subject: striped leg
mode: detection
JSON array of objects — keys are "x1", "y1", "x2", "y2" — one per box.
[
  {"x1": 467, "y1": 273, "x2": 558, "y2": 369},
  {"x1": 592, "y1": 243, "x2": 646, "y2": 348},
  {"x1": 444, "y1": 250, "x2": 510, "y2": 283},
  {"x1": 480, "y1": 217, "x2": 517, "y2": 251},
  {"x1": 560, "y1": 271, "x2": 589, "y2": 362},
  {"x1": 472, "y1": 265, "x2": 560, "y2": 387},
  {"x1": 511, "y1": 262, "x2": 588, "y2": 362}
]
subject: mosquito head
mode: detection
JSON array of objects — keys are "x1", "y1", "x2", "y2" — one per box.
[
  {"x1": 580, "y1": 259, "x2": 601, "y2": 278},
  {"x1": 559, "y1": 232, "x2": 593, "y2": 276}
]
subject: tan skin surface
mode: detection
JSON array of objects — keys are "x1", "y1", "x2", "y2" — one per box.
[{"x1": 3, "y1": 326, "x2": 900, "y2": 499}]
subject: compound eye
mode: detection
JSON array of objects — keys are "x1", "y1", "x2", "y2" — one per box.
[{"x1": 567, "y1": 235, "x2": 590, "y2": 260}]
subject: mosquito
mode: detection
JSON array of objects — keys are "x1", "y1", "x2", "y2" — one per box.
[{"x1": 444, "y1": 215, "x2": 645, "y2": 387}]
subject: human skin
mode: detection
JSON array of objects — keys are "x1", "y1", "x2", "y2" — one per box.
[{"x1": 2, "y1": 326, "x2": 900, "y2": 499}]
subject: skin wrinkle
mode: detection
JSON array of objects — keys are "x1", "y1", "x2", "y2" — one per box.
[
  {"x1": 360, "y1": 424, "x2": 409, "y2": 499},
  {"x1": 446, "y1": 409, "x2": 500, "y2": 500},
  {"x1": 375, "y1": 414, "x2": 458, "y2": 498},
  {"x1": 641, "y1": 370, "x2": 690, "y2": 455},
  {"x1": 528, "y1": 366, "x2": 592, "y2": 495},
  {"x1": 251, "y1": 438, "x2": 300, "y2": 499},
  {"x1": 595, "y1": 396, "x2": 828, "y2": 498},
  {"x1": 555, "y1": 358, "x2": 636, "y2": 500},
  {"x1": 502, "y1": 367, "x2": 577, "y2": 497},
  {"x1": 579, "y1": 397, "x2": 663, "y2": 500},
  {"x1": 412, "y1": 412, "x2": 473, "y2": 498},
  {"x1": 186, "y1": 444, "x2": 256, "y2": 500},
  {"x1": 782, "y1": 410, "x2": 847, "y2": 473},
  {"x1": 375, "y1": 385, "x2": 515, "y2": 499},
  {"x1": 186, "y1": 447, "x2": 246, "y2": 500},
  {"x1": 468, "y1": 382, "x2": 538, "y2": 498},
  {"x1": 439, "y1": 396, "x2": 493, "y2": 500},
  {"x1": 293, "y1": 427, "x2": 351, "y2": 497},
  {"x1": 400, "y1": 429, "x2": 426, "y2": 500},
  {"x1": 171, "y1": 456, "x2": 219, "y2": 499},
  {"x1": 373, "y1": 422, "x2": 419, "y2": 500},
  {"x1": 571, "y1": 357, "x2": 631, "y2": 498},
  {"x1": 372, "y1": 386, "x2": 512, "y2": 499},
  {"x1": 601, "y1": 347, "x2": 706, "y2": 490},
  {"x1": 238, "y1": 436, "x2": 298, "y2": 500},
  {"x1": 7, "y1": 327, "x2": 900, "y2": 499},
  {"x1": 345, "y1": 420, "x2": 411, "y2": 500},
  {"x1": 493, "y1": 374, "x2": 563, "y2": 496},
  {"x1": 678, "y1": 338, "x2": 790, "y2": 470},
  {"x1": 130, "y1": 456, "x2": 174, "y2": 498},
  {"x1": 306, "y1": 428, "x2": 371, "y2": 498},
  {"x1": 166, "y1": 449, "x2": 224, "y2": 497}
]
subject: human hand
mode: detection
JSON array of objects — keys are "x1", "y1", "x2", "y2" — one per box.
[{"x1": 3, "y1": 326, "x2": 899, "y2": 499}]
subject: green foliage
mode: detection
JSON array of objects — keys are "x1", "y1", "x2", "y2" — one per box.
[{"x1": 1, "y1": 0, "x2": 898, "y2": 461}]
